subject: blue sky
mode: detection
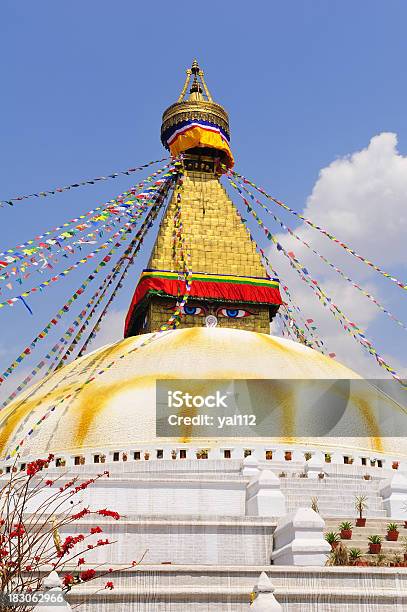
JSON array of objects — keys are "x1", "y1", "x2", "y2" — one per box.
[{"x1": 0, "y1": 0, "x2": 406, "y2": 400}]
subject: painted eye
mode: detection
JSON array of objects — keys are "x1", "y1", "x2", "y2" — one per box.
[
  {"x1": 181, "y1": 305, "x2": 204, "y2": 316},
  {"x1": 218, "y1": 308, "x2": 252, "y2": 318}
]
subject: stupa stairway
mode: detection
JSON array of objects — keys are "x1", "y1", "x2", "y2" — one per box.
[
  {"x1": 324, "y1": 517, "x2": 407, "y2": 558},
  {"x1": 64, "y1": 565, "x2": 407, "y2": 611},
  {"x1": 278, "y1": 475, "x2": 386, "y2": 517}
]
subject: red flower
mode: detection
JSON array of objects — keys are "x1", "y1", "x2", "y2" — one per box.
[
  {"x1": 96, "y1": 538, "x2": 109, "y2": 546},
  {"x1": 26, "y1": 454, "x2": 54, "y2": 477},
  {"x1": 78, "y1": 557, "x2": 85, "y2": 566},
  {"x1": 97, "y1": 509, "x2": 120, "y2": 521},
  {"x1": 80, "y1": 569, "x2": 96, "y2": 582},
  {"x1": 63, "y1": 574, "x2": 74, "y2": 587},
  {"x1": 45, "y1": 480, "x2": 53, "y2": 486},
  {"x1": 10, "y1": 524, "x2": 25, "y2": 538},
  {"x1": 34, "y1": 556, "x2": 40, "y2": 562},
  {"x1": 72, "y1": 508, "x2": 90, "y2": 520},
  {"x1": 90, "y1": 526, "x2": 102, "y2": 534},
  {"x1": 105, "y1": 581, "x2": 114, "y2": 590},
  {"x1": 0, "y1": 549, "x2": 8, "y2": 557},
  {"x1": 108, "y1": 568, "x2": 113, "y2": 573},
  {"x1": 59, "y1": 478, "x2": 77, "y2": 493},
  {"x1": 25, "y1": 565, "x2": 33, "y2": 571},
  {"x1": 58, "y1": 534, "x2": 85, "y2": 557},
  {"x1": 74, "y1": 478, "x2": 95, "y2": 493}
]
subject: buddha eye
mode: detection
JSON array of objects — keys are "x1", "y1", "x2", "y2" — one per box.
[
  {"x1": 181, "y1": 305, "x2": 204, "y2": 316},
  {"x1": 217, "y1": 307, "x2": 252, "y2": 318}
]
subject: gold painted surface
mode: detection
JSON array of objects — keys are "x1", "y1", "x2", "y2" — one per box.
[
  {"x1": 149, "y1": 172, "x2": 265, "y2": 277},
  {"x1": 144, "y1": 170, "x2": 273, "y2": 333}
]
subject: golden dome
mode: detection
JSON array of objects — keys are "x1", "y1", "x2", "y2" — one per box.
[{"x1": 1, "y1": 328, "x2": 404, "y2": 459}]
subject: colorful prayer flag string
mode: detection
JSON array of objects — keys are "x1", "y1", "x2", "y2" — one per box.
[
  {"x1": 0, "y1": 164, "x2": 172, "y2": 268},
  {"x1": 230, "y1": 169, "x2": 407, "y2": 291},
  {"x1": 0, "y1": 156, "x2": 169, "y2": 208},
  {"x1": 228, "y1": 178, "x2": 406, "y2": 386},
  {"x1": 63, "y1": 177, "x2": 174, "y2": 362},
  {"x1": 4, "y1": 170, "x2": 192, "y2": 460},
  {"x1": 0, "y1": 178, "x2": 173, "y2": 408},
  {"x1": 0, "y1": 171, "x2": 178, "y2": 311},
  {"x1": 234, "y1": 207, "x2": 331, "y2": 355},
  {"x1": 228, "y1": 174, "x2": 407, "y2": 332},
  {"x1": 0, "y1": 170, "x2": 178, "y2": 386}
]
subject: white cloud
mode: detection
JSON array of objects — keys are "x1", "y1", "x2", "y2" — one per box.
[{"x1": 270, "y1": 133, "x2": 407, "y2": 378}]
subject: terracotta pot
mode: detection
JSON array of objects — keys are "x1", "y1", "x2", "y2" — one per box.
[
  {"x1": 369, "y1": 543, "x2": 381, "y2": 554},
  {"x1": 341, "y1": 529, "x2": 352, "y2": 540},
  {"x1": 356, "y1": 518, "x2": 366, "y2": 527},
  {"x1": 392, "y1": 462, "x2": 399, "y2": 470},
  {"x1": 285, "y1": 452, "x2": 292, "y2": 461},
  {"x1": 387, "y1": 530, "x2": 399, "y2": 541},
  {"x1": 356, "y1": 560, "x2": 368, "y2": 566}
]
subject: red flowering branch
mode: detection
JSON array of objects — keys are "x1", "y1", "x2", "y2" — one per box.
[{"x1": 0, "y1": 456, "x2": 139, "y2": 611}]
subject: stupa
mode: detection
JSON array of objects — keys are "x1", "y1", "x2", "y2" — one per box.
[{"x1": 2, "y1": 61, "x2": 407, "y2": 610}]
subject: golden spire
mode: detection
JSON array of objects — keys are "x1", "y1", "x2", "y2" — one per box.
[
  {"x1": 161, "y1": 60, "x2": 232, "y2": 166},
  {"x1": 177, "y1": 59, "x2": 213, "y2": 103}
]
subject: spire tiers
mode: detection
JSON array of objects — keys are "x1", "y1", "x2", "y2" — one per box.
[
  {"x1": 161, "y1": 60, "x2": 234, "y2": 169},
  {"x1": 123, "y1": 61, "x2": 281, "y2": 337},
  {"x1": 124, "y1": 169, "x2": 281, "y2": 337}
]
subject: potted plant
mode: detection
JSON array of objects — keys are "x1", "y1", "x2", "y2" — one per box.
[
  {"x1": 326, "y1": 541, "x2": 349, "y2": 566},
  {"x1": 401, "y1": 537, "x2": 407, "y2": 561},
  {"x1": 318, "y1": 472, "x2": 325, "y2": 479},
  {"x1": 389, "y1": 553, "x2": 402, "y2": 567},
  {"x1": 348, "y1": 548, "x2": 363, "y2": 565},
  {"x1": 368, "y1": 535, "x2": 382, "y2": 554},
  {"x1": 310, "y1": 497, "x2": 319, "y2": 513},
  {"x1": 325, "y1": 453, "x2": 332, "y2": 463},
  {"x1": 325, "y1": 531, "x2": 340, "y2": 550},
  {"x1": 355, "y1": 495, "x2": 368, "y2": 527},
  {"x1": 279, "y1": 471, "x2": 287, "y2": 478},
  {"x1": 339, "y1": 521, "x2": 353, "y2": 540},
  {"x1": 171, "y1": 450, "x2": 177, "y2": 460},
  {"x1": 304, "y1": 452, "x2": 312, "y2": 461},
  {"x1": 392, "y1": 461, "x2": 400, "y2": 470},
  {"x1": 144, "y1": 451, "x2": 150, "y2": 460},
  {"x1": 370, "y1": 458, "x2": 376, "y2": 467},
  {"x1": 363, "y1": 474, "x2": 372, "y2": 480},
  {"x1": 386, "y1": 522, "x2": 399, "y2": 541},
  {"x1": 374, "y1": 553, "x2": 388, "y2": 567},
  {"x1": 285, "y1": 451, "x2": 292, "y2": 461},
  {"x1": 122, "y1": 452, "x2": 128, "y2": 462}
]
